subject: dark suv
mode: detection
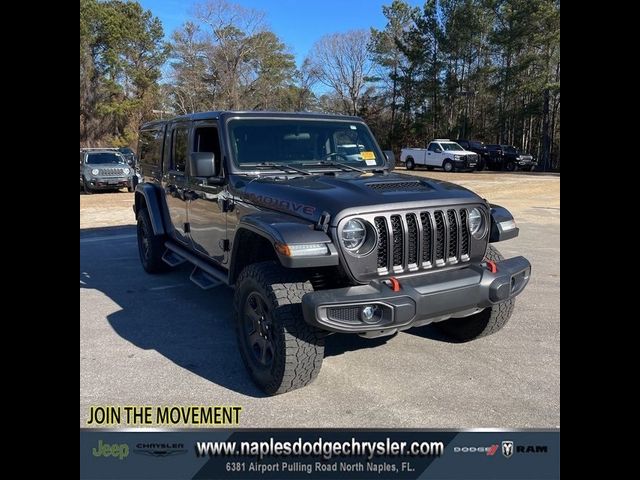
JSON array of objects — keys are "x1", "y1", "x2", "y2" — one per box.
[
  {"x1": 455, "y1": 139, "x2": 489, "y2": 171},
  {"x1": 134, "y1": 111, "x2": 531, "y2": 395},
  {"x1": 501, "y1": 145, "x2": 537, "y2": 171}
]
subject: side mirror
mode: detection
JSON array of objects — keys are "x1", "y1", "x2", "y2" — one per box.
[
  {"x1": 435, "y1": 148, "x2": 442, "y2": 153},
  {"x1": 383, "y1": 150, "x2": 395, "y2": 170},
  {"x1": 189, "y1": 152, "x2": 217, "y2": 178}
]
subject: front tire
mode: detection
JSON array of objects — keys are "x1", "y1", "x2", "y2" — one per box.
[
  {"x1": 83, "y1": 177, "x2": 93, "y2": 194},
  {"x1": 234, "y1": 261, "x2": 325, "y2": 395},
  {"x1": 505, "y1": 161, "x2": 516, "y2": 172},
  {"x1": 405, "y1": 158, "x2": 415, "y2": 170},
  {"x1": 443, "y1": 160, "x2": 454, "y2": 172},
  {"x1": 136, "y1": 207, "x2": 169, "y2": 273},
  {"x1": 435, "y1": 245, "x2": 515, "y2": 341}
]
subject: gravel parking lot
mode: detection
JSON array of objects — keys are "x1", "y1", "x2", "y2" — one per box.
[{"x1": 80, "y1": 170, "x2": 559, "y2": 428}]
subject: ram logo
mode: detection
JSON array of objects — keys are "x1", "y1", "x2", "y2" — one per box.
[{"x1": 502, "y1": 441, "x2": 514, "y2": 458}]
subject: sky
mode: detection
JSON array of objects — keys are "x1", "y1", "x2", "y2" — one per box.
[{"x1": 138, "y1": 0, "x2": 425, "y2": 68}]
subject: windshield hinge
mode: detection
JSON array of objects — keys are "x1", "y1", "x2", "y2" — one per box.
[{"x1": 316, "y1": 211, "x2": 331, "y2": 233}]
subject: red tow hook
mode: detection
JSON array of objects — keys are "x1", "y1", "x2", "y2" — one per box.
[
  {"x1": 385, "y1": 277, "x2": 401, "y2": 292},
  {"x1": 485, "y1": 260, "x2": 497, "y2": 274}
]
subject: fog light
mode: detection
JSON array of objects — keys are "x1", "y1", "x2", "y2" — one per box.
[{"x1": 360, "y1": 305, "x2": 380, "y2": 324}]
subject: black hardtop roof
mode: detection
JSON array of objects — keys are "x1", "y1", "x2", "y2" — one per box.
[{"x1": 140, "y1": 111, "x2": 365, "y2": 130}]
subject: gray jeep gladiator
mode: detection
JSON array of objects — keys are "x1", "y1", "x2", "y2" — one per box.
[{"x1": 134, "y1": 111, "x2": 531, "y2": 395}]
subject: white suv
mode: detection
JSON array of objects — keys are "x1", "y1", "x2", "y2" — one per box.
[{"x1": 400, "y1": 140, "x2": 478, "y2": 172}]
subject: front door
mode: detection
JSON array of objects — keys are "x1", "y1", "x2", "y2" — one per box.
[
  {"x1": 187, "y1": 123, "x2": 228, "y2": 264},
  {"x1": 163, "y1": 122, "x2": 191, "y2": 245}
]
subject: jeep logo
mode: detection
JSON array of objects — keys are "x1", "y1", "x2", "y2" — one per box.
[{"x1": 92, "y1": 440, "x2": 129, "y2": 460}]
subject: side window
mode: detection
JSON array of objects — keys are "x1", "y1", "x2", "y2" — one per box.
[
  {"x1": 171, "y1": 127, "x2": 189, "y2": 172},
  {"x1": 428, "y1": 143, "x2": 439, "y2": 152},
  {"x1": 193, "y1": 126, "x2": 222, "y2": 175},
  {"x1": 139, "y1": 128, "x2": 163, "y2": 166}
]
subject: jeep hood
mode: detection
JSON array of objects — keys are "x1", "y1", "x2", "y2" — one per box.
[{"x1": 231, "y1": 172, "x2": 483, "y2": 224}]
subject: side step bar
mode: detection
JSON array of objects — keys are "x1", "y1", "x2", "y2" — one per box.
[
  {"x1": 162, "y1": 249, "x2": 187, "y2": 267},
  {"x1": 164, "y1": 241, "x2": 228, "y2": 289}
]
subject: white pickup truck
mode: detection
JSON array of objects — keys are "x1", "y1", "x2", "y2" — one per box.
[{"x1": 400, "y1": 140, "x2": 478, "y2": 172}]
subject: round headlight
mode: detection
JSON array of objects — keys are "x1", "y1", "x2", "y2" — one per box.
[
  {"x1": 342, "y1": 219, "x2": 367, "y2": 251},
  {"x1": 91, "y1": 168, "x2": 99, "y2": 176},
  {"x1": 123, "y1": 168, "x2": 131, "y2": 175},
  {"x1": 468, "y1": 207, "x2": 486, "y2": 238}
]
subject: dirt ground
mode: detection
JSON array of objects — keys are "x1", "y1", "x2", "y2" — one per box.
[{"x1": 80, "y1": 170, "x2": 559, "y2": 229}]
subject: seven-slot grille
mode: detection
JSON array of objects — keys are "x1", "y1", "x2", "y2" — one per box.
[
  {"x1": 98, "y1": 168, "x2": 127, "y2": 176},
  {"x1": 373, "y1": 208, "x2": 471, "y2": 273}
]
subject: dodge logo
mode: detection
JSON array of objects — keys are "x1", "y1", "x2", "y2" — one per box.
[{"x1": 502, "y1": 441, "x2": 514, "y2": 458}]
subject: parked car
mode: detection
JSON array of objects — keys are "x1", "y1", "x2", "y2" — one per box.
[
  {"x1": 80, "y1": 149, "x2": 135, "y2": 194},
  {"x1": 485, "y1": 144, "x2": 505, "y2": 171},
  {"x1": 134, "y1": 112, "x2": 530, "y2": 394},
  {"x1": 118, "y1": 147, "x2": 137, "y2": 168},
  {"x1": 455, "y1": 139, "x2": 489, "y2": 171},
  {"x1": 501, "y1": 145, "x2": 537, "y2": 171},
  {"x1": 400, "y1": 139, "x2": 478, "y2": 172}
]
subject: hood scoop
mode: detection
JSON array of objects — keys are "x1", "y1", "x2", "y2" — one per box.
[{"x1": 366, "y1": 181, "x2": 432, "y2": 193}]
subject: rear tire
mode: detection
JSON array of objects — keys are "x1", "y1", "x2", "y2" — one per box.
[
  {"x1": 405, "y1": 158, "x2": 415, "y2": 170},
  {"x1": 136, "y1": 207, "x2": 169, "y2": 273},
  {"x1": 443, "y1": 160, "x2": 454, "y2": 172},
  {"x1": 234, "y1": 261, "x2": 325, "y2": 395},
  {"x1": 435, "y1": 245, "x2": 515, "y2": 341}
]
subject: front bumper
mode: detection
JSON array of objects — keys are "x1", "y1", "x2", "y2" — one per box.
[
  {"x1": 88, "y1": 177, "x2": 132, "y2": 189},
  {"x1": 454, "y1": 158, "x2": 477, "y2": 171},
  {"x1": 517, "y1": 158, "x2": 536, "y2": 167},
  {"x1": 302, "y1": 256, "x2": 531, "y2": 337}
]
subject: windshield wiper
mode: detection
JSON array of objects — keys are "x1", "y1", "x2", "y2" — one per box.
[
  {"x1": 304, "y1": 160, "x2": 366, "y2": 173},
  {"x1": 253, "y1": 162, "x2": 311, "y2": 175}
]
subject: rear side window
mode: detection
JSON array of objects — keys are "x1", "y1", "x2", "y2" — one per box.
[
  {"x1": 171, "y1": 127, "x2": 189, "y2": 172},
  {"x1": 139, "y1": 128, "x2": 163, "y2": 166}
]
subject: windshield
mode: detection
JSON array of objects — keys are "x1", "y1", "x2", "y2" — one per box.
[
  {"x1": 440, "y1": 142, "x2": 464, "y2": 151},
  {"x1": 228, "y1": 119, "x2": 385, "y2": 169},
  {"x1": 118, "y1": 147, "x2": 134, "y2": 155},
  {"x1": 86, "y1": 153, "x2": 124, "y2": 164},
  {"x1": 503, "y1": 146, "x2": 517, "y2": 153}
]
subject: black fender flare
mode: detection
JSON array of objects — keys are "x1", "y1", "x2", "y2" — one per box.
[
  {"x1": 134, "y1": 183, "x2": 166, "y2": 236},
  {"x1": 230, "y1": 212, "x2": 339, "y2": 273},
  {"x1": 489, "y1": 203, "x2": 519, "y2": 242}
]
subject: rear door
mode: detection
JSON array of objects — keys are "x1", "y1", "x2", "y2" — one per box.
[{"x1": 163, "y1": 122, "x2": 191, "y2": 244}]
